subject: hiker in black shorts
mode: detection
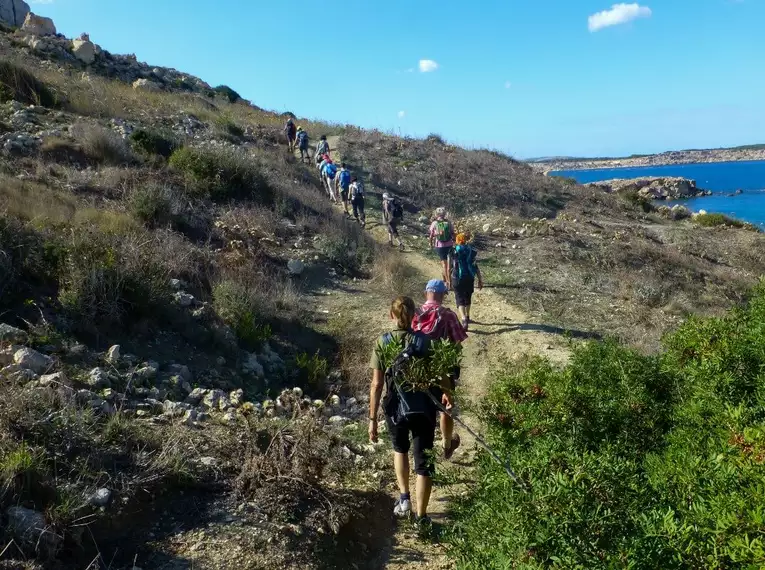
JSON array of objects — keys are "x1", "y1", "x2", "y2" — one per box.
[
  {"x1": 382, "y1": 193, "x2": 404, "y2": 250},
  {"x1": 368, "y1": 296, "x2": 453, "y2": 527},
  {"x1": 452, "y1": 232, "x2": 483, "y2": 331}
]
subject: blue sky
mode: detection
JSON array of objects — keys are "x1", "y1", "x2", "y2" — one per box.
[{"x1": 30, "y1": 0, "x2": 765, "y2": 158}]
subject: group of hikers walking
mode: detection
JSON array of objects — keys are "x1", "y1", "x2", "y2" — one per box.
[{"x1": 285, "y1": 118, "x2": 484, "y2": 526}]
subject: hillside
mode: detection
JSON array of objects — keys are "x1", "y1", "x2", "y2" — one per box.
[{"x1": 1, "y1": 10, "x2": 765, "y2": 570}]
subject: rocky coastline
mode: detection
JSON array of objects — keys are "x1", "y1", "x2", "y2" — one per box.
[
  {"x1": 585, "y1": 176, "x2": 711, "y2": 201},
  {"x1": 532, "y1": 147, "x2": 765, "y2": 173}
]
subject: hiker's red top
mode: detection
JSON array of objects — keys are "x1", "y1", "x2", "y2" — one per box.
[{"x1": 412, "y1": 301, "x2": 467, "y2": 343}]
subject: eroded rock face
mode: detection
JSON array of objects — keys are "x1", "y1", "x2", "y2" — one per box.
[
  {"x1": 21, "y1": 12, "x2": 55, "y2": 35},
  {"x1": 71, "y1": 38, "x2": 96, "y2": 64},
  {"x1": 586, "y1": 177, "x2": 710, "y2": 201},
  {"x1": 0, "y1": 0, "x2": 30, "y2": 27}
]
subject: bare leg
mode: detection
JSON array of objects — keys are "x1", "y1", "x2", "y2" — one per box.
[
  {"x1": 465, "y1": 304, "x2": 471, "y2": 320},
  {"x1": 440, "y1": 412, "x2": 454, "y2": 452},
  {"x1": 415, "y1": 475, "x2": 433, "y2": 518},
  {"x1": 394, "y1": 452, "x2": 410, "y2": 495}
]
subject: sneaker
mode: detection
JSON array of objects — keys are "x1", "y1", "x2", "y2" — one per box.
[
  {"x1": 393, "y1": 498, "x2": 412, "y2": 518},
  {"x1": 444, "y1": 434, "x2": 461, "y2": 460},
  {"x1": 398, "y1": 243, "x2": 405, "y2": 252},
  {"x1": 461, "y1": 318, "x2": 469, "y2": 331}
]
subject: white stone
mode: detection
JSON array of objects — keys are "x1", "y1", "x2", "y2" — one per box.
[
  {"x1": 482, "y1": 223, "x2": 491, "y2": 232},
  {"x1": 39, "y1": 371, "x2": 66, "y2": 386},
  {"x1": 328, "y1": 415, "x2": 349, "y2": 425},
  {"x1": 13, "y1": 347, "x2": 52, "y2": 374},
  {"x1": 330, "y1": 395, "x2": 341, "y2": 408},
  {"x1": 174, "y1": 292, "x2": 195, "y2": 307},
  {"x1": 71, "y1": 38, "x2": 96, "y2": 64},
  {"x1": 287, "y1": 259, "x2": 305, "y2": 276},
  {"x1": 229, "y1": 388, "x2": 244, "y2": 407},
  {"x1": 89, "y1": 488, "x2": 111, "y2": 507},
  {"x1": 87, "y1": 367, "x2": 110, "y2": 389},
  {"x1": 21, "y1": 12, "x2": 55, "y2": 35},
  {"x1": 106, "y1": 344, "x2": 121, "y2": 363},
  {"x1": 132, "y1": 78, "x2": 161, "y2": 91},
  {"x1": 202, "y1": 389, "x2": 225, "y2": 410},
  {"x1": 292, "y1": 386, "x2": 303, "y2": 397}
]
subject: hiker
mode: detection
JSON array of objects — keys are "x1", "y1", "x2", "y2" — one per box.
[
  {"x1": 337, "y1": 163, "x2": 352, "y2": 216},
  {"x1": 296, "y1": 127, "x2": 310, "y2": 162},
  {"x1": 429, "y1": 208, "x2": 455, "y2": 289},
  {"x1": 318, "y1": 154, "x2": 331, "y2": 195},
  {"x1": 452, "y1": 232, "x2": 483, "y2": 330},
  {"x1": 369, "y1": 296, "x2": 454, "y2": 525},
  {"x1": 349, "y1": 176, "x2": 366, "y2": 227},
  {"x1": 323, "y1": 159, "x2": 339, "y2": 202},
  {"x1": 412, "y1": 279, "x2": 465, "y2": 461},
  {"x1": 382, "y1": 192, "x2": 405, "y2": 250},
  {"x1": 315, "y1": 135, "x2": 330, "y2": 166},
  {"x1": 284, "y1": 118, "x2": 297, "y2": 152}
]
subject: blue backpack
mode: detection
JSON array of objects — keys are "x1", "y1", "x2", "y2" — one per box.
[
  {"x1": 338, "y1": 170, "x2": 351, "y2": 189},
  {"x1": 452, "y1": 245, "x2": 477, "y2": 282},
  {"x1": 297, "y1": 131, "x2": 308, "y2": 147},
  {"x1": 325, "y1": 163, "x2": 338, "y2": 179}
]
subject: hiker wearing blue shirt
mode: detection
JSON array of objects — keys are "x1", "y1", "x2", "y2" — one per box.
[
  {"x1": 337, "y1": 163, "x2": 352, "y2": 216},
  {"x1": 296, "y1": 127, "x2": 310, "y2": 163},
  {"x1": 451, "y1": 232, "x2": 483, "y2": 331},
  {"x1": 322, "y1": 159, "x2": 339, "y2": 203}
]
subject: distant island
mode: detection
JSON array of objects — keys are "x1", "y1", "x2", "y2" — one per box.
[{"x1": 529, "y1": 144, "x2": 765, "y2": 172}]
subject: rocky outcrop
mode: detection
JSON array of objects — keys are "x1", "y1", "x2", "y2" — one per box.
[
  {"x1": 21, "y1": 12, "x2": 55, "y2": 35},
  {"x1": 71, "y1": 37, "x2": 96, "y2": 64},
  {"x1": 0, "y1": 0, "x2": 29, "y2": 27},
  {"x1": 586, "y1": 177, "x2": 710, "y2": 200},
  {"x1": 132, "y1": 78, "x2": 161, "y2": 91}
]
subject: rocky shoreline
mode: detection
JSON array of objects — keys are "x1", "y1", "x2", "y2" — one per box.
[
  {"x1": 532, "y1": 147, "x2": 765, "y2": 173},
  {"x1": 585, "y1": 176, "x2": 710, "y2": 200}
]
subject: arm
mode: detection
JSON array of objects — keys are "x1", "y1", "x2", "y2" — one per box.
[
  {"x1": 369, "y1": 369, "x2": 385, "y2": 442},
  {"x1": 475, "y1": 265, "x2": 483, "y2": 290}
]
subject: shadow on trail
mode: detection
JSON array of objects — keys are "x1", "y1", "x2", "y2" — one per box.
[{"x1": 470, "y1": 321, "x2": 601, "y2": 340}]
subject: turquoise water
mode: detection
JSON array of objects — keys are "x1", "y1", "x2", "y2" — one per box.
[{"x1": 552, "y1": 160, "x2": 765, "y2": 226}]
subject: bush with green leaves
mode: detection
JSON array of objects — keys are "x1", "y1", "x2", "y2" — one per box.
[
  {"x1": 213, "y1": 84, "x2": 241, "y2": 103},
  {"x1": 318, "y1": 224, "x2": 375, "y2": 274},
  {"x1": 212, "y1": 280, "x2": 272, "y2": 349},
  {"x1": 129, "y1": 128, "x2": 177, "y2": 158},
  {"x1": 127, "y1": 183, "x2": 178, "y2": 226},
  {"x1": 448, "y1": 285, "x2": 765, "y2": 569},
  {"x1": 168, "y1": 146, "x2": 272, "y2": 203},
  {"x1": 695, "y1": 212, "x2": 756, "y2": 230}
]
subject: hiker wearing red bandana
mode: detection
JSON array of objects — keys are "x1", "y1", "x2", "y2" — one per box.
[{"x1": 411, "y1": 279, "x2": 466, "y2": 460}]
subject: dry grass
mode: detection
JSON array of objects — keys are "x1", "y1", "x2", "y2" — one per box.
[{"x1": 70, "y1": 122, "x2": 134, "y2": 165}]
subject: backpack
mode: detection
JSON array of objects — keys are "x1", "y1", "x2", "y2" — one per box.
[
  {"x1": 297, "y1": 131, "x2": 308, "y2": 146},
  {"x1": 391, "y1": 199, "x2": 404, "y2": 219},
  {"x1": 325, "y1": 163, "x2": 337, "y2": 179},
  {"x1": 350, "y1": 181, "x2": 364, "y2": 200},
  {"x1": 382, "y1": 332, "x2": 437, "y2": 425},
  {"x1": 435, "y1": 220, "x2": 452, "y2": 242},
  {"x1": 338, "y1": 170, "x2": 351, "y2": 188},
  {"x1": 451, "y1": 245, "x2": 477, "y2": 282},
  {"x1": 317, "y1": 140, "x2": 329, "y2": 155}
]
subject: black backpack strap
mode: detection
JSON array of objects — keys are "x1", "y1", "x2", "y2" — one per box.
[{"x1": 382, "y1": 332, "x2": 393, "y2": 347}]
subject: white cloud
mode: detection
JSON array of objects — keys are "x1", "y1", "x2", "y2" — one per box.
[
  {"x1": 588, "y1": 3, "x2": 652, "y2": 32},
  {"x1": 418, "y1": 59, "x2": 439, "y2": 73},
  {"x1": 397, "y1": 111, "x2": 406, "y2": 119},
  {"x1": 504, "y1": 81, "x2": 512, "y2": 89}
]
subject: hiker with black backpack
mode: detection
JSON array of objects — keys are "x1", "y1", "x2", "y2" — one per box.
[
  {"x1": 452, "y1": 232, "x2": 483, "y2": 331},
  {"x1": 284, "y1": 118, "x2": 297, "y2": 152},
  {"x1": 349, "y1": 177, "x2": 366, "y2": 227},
  {"x1": 383, "y1": 193, "x2": 405, "y2": 250},
  {"x1": 296, "y1": 127, "x2": 310, "y2": 162},
  {"x1": 429, "y1": 208, "x2": 455, "y2": 289},
  {"x1": 369, "y1": 296, "x2": 454, "y2": 526}
]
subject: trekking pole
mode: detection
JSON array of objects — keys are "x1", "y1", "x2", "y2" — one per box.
[{"x1": 427, "y1": 392, "x2": 529, "y2": 492}]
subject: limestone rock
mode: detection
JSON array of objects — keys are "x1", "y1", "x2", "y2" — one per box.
[
  {"x1": 202, "y1": 389, "x2": 225, "y2": 411},
  {"x1": 86, "y1": 367, "x2": 111, "y2": 389},
  {"x1": 185, "y1": 387, "x2": 207, "y2": 406},
  {"x1": 106, "y1": 344, "x2": 121, "y2": 363},
  {"x1": 0, "y1": 0, "x2": 29, "y2": 27},
  {"x1": 133, "y1": 78, "x2": 161, "y2": 91},
  {"x1": 328, "y1": 415, "x2": 350, "y2": 425},
  {"x1": 89, "y1": 488, "x2": 111, "y2": 507},
  {"x1": 287, "y1": 259, "x2": 305, "y2": 276},
  {"x1": 39, "y1": 371, "x2": 66, "y2": 386},
  {"x1": 13, "y1": 348, "x2": 52, "y2": 374},
  {"x1": 71, "y1": 38, "x2": 96, "y2": 64},
  {"x1": 0, "y1": 323, "x2": 27, "y2": 343},
  {"x1": 6, "y1": 506, "x2": 60, "y2": 556},
  {"x1": 586, "y1": 176, "x2": 708, "y2": 201},
  {"x1": 21, "y1": 12, "x2": 55, "y2": 35},
  {"x1": 229, "y1": 388, "x2": 244, "y2": 407},
  {"x1": 174, "y1": 291, "x2": 195, "y2": 307}
]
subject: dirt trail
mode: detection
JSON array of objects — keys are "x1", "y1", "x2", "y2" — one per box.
[{"x1": 322, "y1": 136, "x2": 569, "y2": 569}]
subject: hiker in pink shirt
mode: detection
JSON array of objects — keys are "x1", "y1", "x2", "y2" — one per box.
[
  {"x1": 412, "y1": 279, "x2": 466, "y2": 460},
  {"x1": 428, "y1": 208, "x2": 455, "y2": 289}
]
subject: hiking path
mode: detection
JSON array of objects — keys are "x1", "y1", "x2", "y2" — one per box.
[{"x1": 315, "y1": 136, "x2": 570, "y2": 569}]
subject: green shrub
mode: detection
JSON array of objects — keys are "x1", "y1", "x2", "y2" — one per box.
[
  {"x1": 127, "y1": 183, "x2": 176, "y2": 226},
  {"x1": 695, "y1": 212, "x2": 755, "y2": 230},
  {"x1": 215, "y1": 114, "x2": 245, "y2": 139},
  {"x1": 296, "y1": 352, "x2": 330, "y2": 389},
  {"x1": 0, "y1": 60, "x2": 57, "y2": 107},
  {"x1": 318, "y1": 225, "x2": 375, "y2": 274},
  {"x1": 129, "y1": 128, "x2": 177, "y2": 158},
  {"x1": 618, "y1": 187, "x2": 654, "y2": 213},
  {"x1": 213, "y1": 85, "x2": 241, "y2": 103},
  {"x1": 213, "y1": 280, "x2": 272, "y2": 349},
  {"x1": 168, "y1": 146, "x2": 272, "y2": 203},
  {"x1": 448, "y1": 286, "x2": 765, "y2": 568}
]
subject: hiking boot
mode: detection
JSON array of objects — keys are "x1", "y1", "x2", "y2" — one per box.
[
  {"x1": 398, "y1": 242, "x2": 405, "y2": 252},
  {"x1": 444, "y1": 434, "x2": 461, "y2": 460},
  {"x1": 393, "y1": 498, "x2": 412, "y2": 518},
  {"x1": 461, "y1": 318, "x2": 469, "y2": 331}
]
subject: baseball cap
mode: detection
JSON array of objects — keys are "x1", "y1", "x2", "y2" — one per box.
[{"x1": 425, "y1": 279, "x2": 448, "y2": 294}]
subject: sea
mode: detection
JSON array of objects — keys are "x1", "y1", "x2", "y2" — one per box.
[{"x1": 551, "y1": 160, "x2": 765, "y2": 227}]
